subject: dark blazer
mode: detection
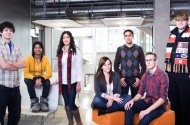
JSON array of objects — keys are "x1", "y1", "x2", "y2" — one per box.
[{"x1": 94, "y1": 72, "x2": 121, "y2": 97}]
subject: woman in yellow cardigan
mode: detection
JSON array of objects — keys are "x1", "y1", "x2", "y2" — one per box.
[{"x1": 24, "y1": 41, "x2": 52, "y2": 112}]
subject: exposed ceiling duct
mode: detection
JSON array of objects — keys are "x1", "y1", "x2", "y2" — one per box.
[
  {"x1": 31, "y1": 0, "x2": 154, "y2": 20},
  {"x1": 31, "y1": 0, "x2": 190, "y2": 27},
  {"x1": 31, "y1": 0, "x2": 190, "y2": 20}
]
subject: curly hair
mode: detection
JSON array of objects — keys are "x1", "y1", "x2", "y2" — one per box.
[
  {"x1": 0, "y1": 21, "x2": 15, "y2": 35},
  {"x1": 56, "y1": 31, "x2": 76, "y2": 57}
]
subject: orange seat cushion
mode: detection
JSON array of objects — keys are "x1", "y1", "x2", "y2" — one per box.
[
  {"x1": 92, "y1": 109, "x2": 175, "y2": 125},
  {"x1": 134, "y1": 110, "x2": 175, "y2": 125},
  {"x1": 92, "y1": 109, "x2": 125, "y2": 125}
]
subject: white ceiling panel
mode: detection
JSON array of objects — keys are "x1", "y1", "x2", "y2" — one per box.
[
  {"x1": 101, "y1": 17, "x2": 145, "y2": 27},
  {"x1": 32, "y1": 19, "x2": 82, "y2": 28}
]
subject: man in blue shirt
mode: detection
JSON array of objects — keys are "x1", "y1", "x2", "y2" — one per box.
[{"x1": 0, "y1": 21, "x2": 26, "y2": 125}]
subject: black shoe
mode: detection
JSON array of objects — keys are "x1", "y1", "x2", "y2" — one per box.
[{"x1": 98, "y1": 109, "x2": 109, "y2": 116}]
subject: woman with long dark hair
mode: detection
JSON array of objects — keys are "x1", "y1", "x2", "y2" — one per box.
[
  {"x1": 24, "y1": 41, "x2": 52, "y2": 112},
  {"x1": 56, "y1": 31, "x2": 82, "y2": 125},
  {"x1": 91, "y1": 57, "x2": 131, "y2": 116}
]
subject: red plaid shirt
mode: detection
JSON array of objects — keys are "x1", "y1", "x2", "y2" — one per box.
[{"x1": 138, "y1": 67, "x2": 169, "y2": 108}]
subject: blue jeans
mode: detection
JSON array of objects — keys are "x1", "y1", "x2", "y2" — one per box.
[
  {"x1": 0, "y1": 85, "x2": 21, "y2": 125},
  {"x1": 24, "y1": 78, "x2": 50, "y2": 99},
  {"x1": 62, "y1": 83, "x2": 77, "y2": 111},
  {"x1": 125, "y1": 99, "x2": 165, "y2": 125},
  {"x1": 92, "y1": 94, "x2": 131, "y2": 112},
  {"x1": 121, "y1": 77, "x2": 138, "y2": 98}
]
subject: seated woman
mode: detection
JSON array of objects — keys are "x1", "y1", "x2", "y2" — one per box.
[
  {"x1": 91, "y1": 56, "x2": 131, "y2": 116},
  {"x1": 24, "y1": 41, "x2": 52, "y2": 112}
]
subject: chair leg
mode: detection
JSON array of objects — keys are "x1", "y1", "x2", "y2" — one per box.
[
  {"x1": 53, "y1": 112, "x2": 56, "y2": 118},
  {"x1": 41, "y1": 116, "x2": 45, "y2": 125},
  {"x1": 32, "y1": 115, "x2": 42, "y2": 125},
  {"x1": 25, "y1": 115, "x2": 27, "y2": 125}
]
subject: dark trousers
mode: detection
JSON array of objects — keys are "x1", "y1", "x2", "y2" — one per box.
[
  {"x1": 62, "y1": 83, "x2": 77, "y2": 111},
  {"x1": 125, "y1": 99, "x2": 165, "y2": 125},
  {"x1": 121, "y1": 77, "x2": 138, "y2": 98},
  {"x1": 167, "y1": 72, "x2": 190, "y2": 125},
  {"x1": 0, "y1": 85, "x2": 21, "y2": 125},
  {"x1": 24, "y1": 78, "x2": 50, "y2": 99},
  {"x1": 92, "y1": 94, "x2": 131, "y2": 113}
]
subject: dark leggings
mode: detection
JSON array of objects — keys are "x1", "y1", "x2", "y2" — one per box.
[{"x1": 62, "y1": 83, "x2": 78, "y2": 111}]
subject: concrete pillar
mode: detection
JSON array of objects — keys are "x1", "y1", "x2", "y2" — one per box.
[
  {"x1": 153, "y1": 0, "x2": 170, "y2": 70},
  {"x1": 45, "y1": 28, "x2": 52, "y2": 65}
]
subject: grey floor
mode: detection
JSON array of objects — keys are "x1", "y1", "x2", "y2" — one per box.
[{"x1": 5, "y1": 76, "x2": 97, "y2": 125}]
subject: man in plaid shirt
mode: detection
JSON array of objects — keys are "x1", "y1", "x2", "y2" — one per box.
[
  {"x1": 0, "y1": 21, "x2": 26, "y2": 125},
  {"x1": 124, "y1": 52, "x2": 169, "y2": 125}
]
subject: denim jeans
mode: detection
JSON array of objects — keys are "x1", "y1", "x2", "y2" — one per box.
[
  {"x1": 125, "y1": 99, "x2": 165, "y2": 125},
  {"x1": 0, "y1": 85, "x2": 21, "y2": 125},
  {"x1": 62, "y1": 82, "x2": 77, "y2": 111},
  {"x1": 121, "y1": 77, "x2": 138, "y2": 98},
  {"x1": 24, "y1": 78, "x2": 50, "y2": 99},
  {"x1": 92, "y1": 94, "x2": 131, "y2": 113}
]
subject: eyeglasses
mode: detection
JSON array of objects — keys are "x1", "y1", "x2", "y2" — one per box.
[
  {"x1": 176, "y1": 19, "x2": 187, "y2": 22},
  {"x1": 145, "y1": 59, "x2": 156, "y2": 62}
]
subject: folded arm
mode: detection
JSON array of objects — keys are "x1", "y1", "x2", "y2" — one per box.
[
  {"x1": 0, "y1": 56, "x2": 20, "y2": 70},
  {"x1": 9, "y1": 57, "x2": 26, "y2": 69}
]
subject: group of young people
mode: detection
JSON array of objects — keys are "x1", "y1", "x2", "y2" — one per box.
[
  {"x1": 0, "y1": 22, "x2": 82, "y2": 125},
  {"x1": 0, "y1": 11, "x2": 190, "y2": 125},
  {"x1": 92, "y1": 11, "x2": 190, "y2": 125},
  {"x1": 91, "y1": 29, "x2": 169, "y2": 125}
]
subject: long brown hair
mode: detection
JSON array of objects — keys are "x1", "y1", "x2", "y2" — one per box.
[
  {"x1": 95, "y1": 57, "x2": 113, "y2": 84},
  {"x1": 56, "y1": 31, "x2": 76, "y2": 57}
]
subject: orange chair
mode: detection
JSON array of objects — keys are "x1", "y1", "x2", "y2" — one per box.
[
  {"x1": 92, "y1": 109, "x2": 125, "y2": 125},
  {"x1": 134, "y1": 110, "x2": 175, "y2": 125},
  {"x1": 134, "y1": 103, "x2": 175, "y2": 125},
  {"x1": 92, "y1": 103, "x2": 175, "y2": 125}
]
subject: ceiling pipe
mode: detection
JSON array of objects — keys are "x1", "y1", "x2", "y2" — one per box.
[
  {"x1": 32, "y1": 0, "x2": 147, "y2": 5},
  {"x1": 31, "y1": 1, "x2": 190, "y2": 19},
  {"x1": 32, "y1": 4, "x2": 153, "y2": 16}
]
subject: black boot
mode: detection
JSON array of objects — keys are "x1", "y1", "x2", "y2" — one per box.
[
  {"x1": 40, "y1": 96, "x2": 49, "y2": 112},
  {"x1": 30, "y1": 97, "x2": 40, "y2": 112}
]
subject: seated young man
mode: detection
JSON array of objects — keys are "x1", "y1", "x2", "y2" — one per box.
[
  {"x1": 24, "y1": 41, "x2": 52, "y2": 112},
  {"x1": 124, "y1": 52, "x2": 169, "y2": 125}
]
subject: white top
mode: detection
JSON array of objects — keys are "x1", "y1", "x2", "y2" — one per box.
[
  {"x1": 106, "y1": 83, "x2": 113, "y2": 95},
  {"x1": 61, "y1": 48, "x2": 82, "y2": 84},
  {"x1": 101, "y1": 81, "x2": 120, "y2": 98}
]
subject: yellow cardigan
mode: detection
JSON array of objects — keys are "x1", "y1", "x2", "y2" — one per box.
[{"x1": 24, "y1": 54, "x2": 52, "y2": 79}]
